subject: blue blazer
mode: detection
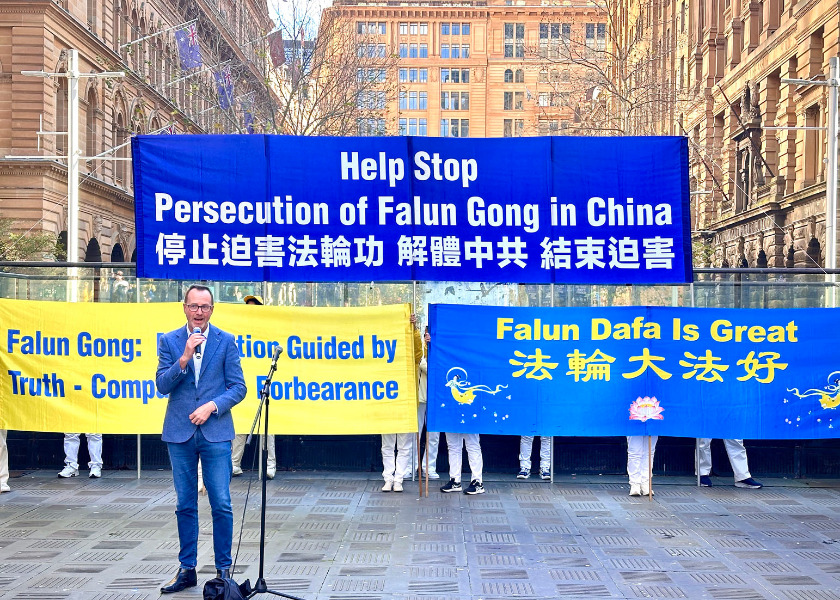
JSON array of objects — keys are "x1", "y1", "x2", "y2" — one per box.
[{"x1": 156, "y1": 324, "x2": 247, "y2": 444}]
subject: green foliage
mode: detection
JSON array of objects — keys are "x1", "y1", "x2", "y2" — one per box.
[
  {"x1": 692, "y1": 239, "x2": 714, "y2": 268},
  {"x1": 0, "y1": 218, "x2": 59, "y2": 261}
]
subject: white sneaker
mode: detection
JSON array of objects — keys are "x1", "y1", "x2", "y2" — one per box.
[
  {"x1": 641, "y1": 483, "x2": 654, "y2": 496},
  {"x1": 381, "y1": 480, "x2": 393, "y2": 492},
  {"x1": 0, "y1": 483, "x2": 10, "y2": 493},
  {"x1": 266, "y1": 468, "x2": 276, "y2": 480},
  {"x1": 58, "y1": 466, "x2": 78, "y2": 478},
  {"x1": 392, "y1": 480, "x2": 404, "y2": 492},
  {"x1": 89, "y1": 466, "x2": 102, "y2": 478},
  {"x1": 423, "y1": 471, "x2": 440, "y2": 480},
  {"x1": 232, "y1": 466, "x2": 243, "y2": 476},
  {"x1": 629, "y1": 483, "x2": 642, "y2": 496}
]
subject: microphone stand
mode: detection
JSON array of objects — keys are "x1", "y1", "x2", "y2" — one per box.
[{"x1": 247, "y1": 346, "x2": 306, "y2": 600}]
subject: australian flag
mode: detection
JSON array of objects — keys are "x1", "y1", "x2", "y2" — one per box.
[
  {"x1": 175, "y1": 23, "x2": 202, "y2": 70},
  {"x1": 215, "y1": 66, "x2": 234, "y2": 109}
]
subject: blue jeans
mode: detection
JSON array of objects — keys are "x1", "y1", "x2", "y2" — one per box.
[{"x1": 168, "y1": 427, "x2": 233, "y2": 570}]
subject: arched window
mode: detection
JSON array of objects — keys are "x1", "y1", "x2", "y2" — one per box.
[
  {"x1": 85, "y1": 87, "x2": 98, "y2": 165},
  {"x1": 113, "y1": 111, "x2": 126, "y2": 185},
  {"x1": 56, "y1": 77, "x2": 68, "y2": 157},
  {"x1": 504, "y1": 69, "x2": 513, "y2": 83},
  {"x1": 111, "y1": 243, "x2": 125, "y2": 262},
  {"x1": 514, "y1": 69, "x2": 524, "y2": 83},
  {"x1": 85, "y1": 238, "x2": 102, "y2": 262}
]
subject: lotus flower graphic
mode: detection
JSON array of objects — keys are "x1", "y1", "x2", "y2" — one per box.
[{"x1": 629, "y1": 396, "x2": 664, "y2": 422}]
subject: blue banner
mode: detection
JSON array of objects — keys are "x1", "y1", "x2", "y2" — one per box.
[
  {"x1": 132, "y1": 135, "x2": 691, "y2": 283},
  {"x1": 426, "y1": 305, "x2": 840, "y2": 439}
]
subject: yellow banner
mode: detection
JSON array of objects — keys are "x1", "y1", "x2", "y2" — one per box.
[{"x1": 0, "y1": 299, "x2": 417, "y2": 435}]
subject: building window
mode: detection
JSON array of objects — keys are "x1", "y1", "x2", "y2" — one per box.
[
  {"x1": 441, "y1": 91, "x2": 469, "y2": 110},
  {"x1": 586, "y1": 23, "x2": 606, "y2": 52},
  {"x1": 442, "y1": 23, "x2": 450, "y2": 35},
  {"x1": 441, "y1": 118, "x2": 469, "y2": 137},
  {"x1": 419, "y1": 118, "x2": 427, "y2": 135},
  {"x1": 504, "y1": 69, "x2": 513, "y2": 83},
  {"x1": 419, "y1": 44, "x2": 428, "y2": 58},
  {"x1": 409, "y1": 43, "x2": 418, "y2": 58},
  {"x1": 515, "y1": 68, "x2": 524, "y2": 83},
  {"x1": 462, "y1": 23, "x2": 470, "y2": 35},
  {"x1": 399, "y1": 22, "x2": 408, "y2": 35},
  {"x1": 461, "y1": 45, "x2": 469, "y2": 58},
  {"x1": 420, "y1": 68, "x2": 428, "y2": 82},
  {"x1": 420, "y1": 91, "x2": 427, "y2": 109},
  {"x1": 504, "y1": 91, "x2": 524, "y2": 110},
  {"x1": 410, "y1": 22, "x2": 418, "y2": 35},
  {"x1": 409, "y1": 91, "x2": 418, "y2": 110},
  {"x1": 399, "y1": 118, "x2": 407, "y2": 135},
  {"x1": 399, "y1": 91, "x2": 407, "y2": 110},
  {"x1": 400, "y1": 43, "x2": 408, "y2": 58},
  {"x1": 441, "y1": 44, "x2": 449, "y2": 58},
  {"x1": 399, "y1": 68, "x2": 407, "y2": 82},
  {"x1": 503, "y1": 118, "x2": 524, "y2": 137},
  {"x1": 358, "y1": 118, "x2": 386, "y2": 136},
  {"x1": 504, "y1": 23, "x2": 525, "y2": 58},
  {"x1": 420, "y1": 23, "x2": 428, "y2": 35}
]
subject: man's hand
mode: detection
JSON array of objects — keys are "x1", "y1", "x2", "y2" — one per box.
[
  {"x1": 189, "y1": 402, "x2": 217, "y2": 425},
  {"x1": 179, "y1": 332, "x2": 205, "y2": 370}
]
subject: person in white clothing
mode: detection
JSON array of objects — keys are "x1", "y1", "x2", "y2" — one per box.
[
  {"x1": 518, "y1": 436, "x2": 552, "y2": 480},
  {"x1": 0, "y1": 430, "x2": 10, "y2": 492},
  {"x1": 59, "y1": 433, "x2": 103, "y2": 478},
  {"x1": 418, "y1": 326, "x2": 440, "y2": 479},
  {"x1": 697, "y1": 438, "x2": 763, "y2": 488},
  {"x1": 232, "y1": 295, "x2": 277, "y2": 479},
  {"x1": 627, "y1": 435, "x2": 657, "y2": 496},
  {"x1": 441, "y1": 432, "x2": 485, "y2": 495},
  {"x1": 232, "y1": 434, "x2": 276, "y2": 479},
  {"x1": 381, "y1": 315, "x2": 423, "y2": 492}
]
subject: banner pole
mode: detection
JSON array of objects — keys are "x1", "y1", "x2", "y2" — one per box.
[
  {"x1": 137, "y1": 434, "x2": 141, "y2": 480},
  {"x1": 549, "y1": 282, "x2": 555, "y2": 483},
  {"x1": 425, "y1": 430, "x2": 429, "y2": 497}
]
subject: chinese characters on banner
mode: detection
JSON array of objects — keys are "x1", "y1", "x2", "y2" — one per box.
[
  {"x1": 132, "y1": 135, "x2": 692, "y2": 284},
  {"x1": 426, "y1": 305, "x2": 840, "y2": 440}
]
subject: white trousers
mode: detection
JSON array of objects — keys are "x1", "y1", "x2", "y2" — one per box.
[
  {"x1": 627, "y1": 435, "x2": 658, "y2": 485},
  {"x1": 446, "y1": 432, "x2": 483, "y2": 484},
  {"x1": 232, "y1": 434, "x2": 276, "y2": 470},
  {"x1": 519, "y1": 436, "x2": 551, "y2": 471},
  {"x1": 63, "y1": 433, "x2": 103, "y2": 469},
  {"x1": 697, "y1": 438, "x2": 751, "y2": 481},
  {"x1": 381, "y1": 433, "x2": 412, "y2": 483},
  {"x1": 418, "y1": 403, "x2": 440, "y2": 473},
  {"x1": 0, "y1": 430, "x2": 8, "y2": 488}
]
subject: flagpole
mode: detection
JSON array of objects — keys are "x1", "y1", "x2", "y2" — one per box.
[{"x1": 119, "y1": 19, "x2": 197, "y2": 49}]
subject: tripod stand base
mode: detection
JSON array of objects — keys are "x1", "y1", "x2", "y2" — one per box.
[{"x1": 247, "y1": 577, "x2": 308, "y2": 600}]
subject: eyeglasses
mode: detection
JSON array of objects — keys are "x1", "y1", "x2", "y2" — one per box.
[{"x1": 185, "y1": 304, "x2": 214, "y2": 312}]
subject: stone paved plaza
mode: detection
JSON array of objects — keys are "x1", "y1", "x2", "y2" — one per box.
[{"x1": 1, "y1": 471, "x2": 840, "y2": 599}]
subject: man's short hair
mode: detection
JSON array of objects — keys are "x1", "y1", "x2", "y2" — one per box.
[{"x1": 184, "y1": 284, "x2": 214, "y2": 304}]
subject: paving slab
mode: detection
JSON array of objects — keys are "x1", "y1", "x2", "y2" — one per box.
[{"x1": 0, "y1": 472, "x2": 839, "y2": 599}]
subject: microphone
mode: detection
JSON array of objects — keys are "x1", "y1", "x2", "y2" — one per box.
[
  {"x1": 271, "y1": 345, "x2": 283, "y2": 366},
  {"x1": 193, "y1": 327, "x2": 202, "y2": 359}
]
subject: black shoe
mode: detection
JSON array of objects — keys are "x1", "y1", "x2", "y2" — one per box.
[
  {"x1": 160, "y1": 568, "x2": 197, "y2": 593},
  {"x1": 216, "y1": 568, "x2": 230, "y2": 579}
]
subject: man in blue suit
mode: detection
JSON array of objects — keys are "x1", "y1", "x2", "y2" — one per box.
[{"x1": 156, "y1": 284, "x2": 246, "y2": 593}]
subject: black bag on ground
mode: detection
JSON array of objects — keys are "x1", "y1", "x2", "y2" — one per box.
[{"x1": 203, "y1": 576, "x2": 252, "y2": 600}]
